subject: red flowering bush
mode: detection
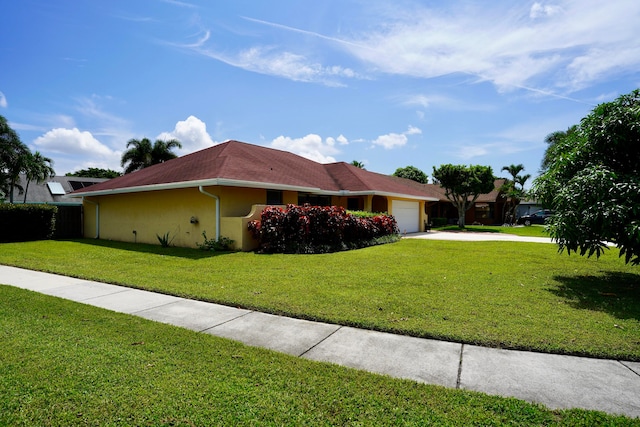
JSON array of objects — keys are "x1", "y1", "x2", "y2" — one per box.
[{"x1": 248, "y1": 204, "x2": 399, "y2": 253}]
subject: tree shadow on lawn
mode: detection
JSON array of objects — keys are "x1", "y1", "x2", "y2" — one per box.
[
  {"x1": 61, "y1": 239, "x2": 232, "y2": 260},
  {"x1": 549, "y1": 271, "x2": 640, "y2": 321}
]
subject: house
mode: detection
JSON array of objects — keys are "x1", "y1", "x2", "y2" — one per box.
[
  {"x1": 69, "y1": 140, "x2": 439, "y2": 250},
  {"x1": 14, "y1": 174, "x2": 108, "y2": 205},
  {"x1": 422, "y1": 179, "x2": 509, "y2": 226},
  {"x1": 11, "y1": 174, "x2": 108, "y2": 238}
]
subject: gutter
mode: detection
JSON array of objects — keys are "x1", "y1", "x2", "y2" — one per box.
[
  {"x1": 67, "y1": 178, "x2": 322, "y2": 198},
  {"x1": 198, "y1": 186, "x2": 220, "y2": 240},
  {"x1": 83, "y1": 197, "x2": 99, "y2": 238}
]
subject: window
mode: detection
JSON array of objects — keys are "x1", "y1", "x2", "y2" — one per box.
[
  {"x1": 266, "y1": 190, "x2": 283, "y2": 205},
  {"x1": 474, "y1": 203, "x2": 493, "y2": 219},
  {"x1": 298, "y1": 193, "x2": 331, "y2": 206},
  {"x1": 347, "y1": 197, "x2": 360, "y2": 211}
]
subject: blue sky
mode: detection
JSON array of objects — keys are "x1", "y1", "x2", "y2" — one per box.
[{"x1": 2, "y1": 0, "x2": 639, "y2": 183}]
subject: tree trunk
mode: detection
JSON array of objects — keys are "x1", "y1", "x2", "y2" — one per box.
[{"x1": 23, "y1": 180, "x2": 30, "y2": 203}]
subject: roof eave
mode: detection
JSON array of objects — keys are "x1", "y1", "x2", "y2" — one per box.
[{"x1": 67, "y1": 178, "x2": 324, "y2": 198}]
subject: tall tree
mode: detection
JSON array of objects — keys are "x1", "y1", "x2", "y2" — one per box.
[
  {"x1": 500, "y1": 164, "x2": 530, "y2": 224},
  {"x1": 0, "y1": 115, "x2": 30, "y2": 203},
  {"x1": 533, "y1": 89, "x2": 640, "y2": 264},
  {"x1": 350, "y1": 160, "x2": 365, "y2": 169},
  {"x1": 23, "y1": 151, "x2": 55, "y2": 203},
  {"x1": 540, "y1": 125, "x2": 578, "y2": 173},
  {"x1": 120, "y1": 138, "x2": 182, "y2": 174},
  {"x1": 392, "y1": 165, "x2": 429, "y2": 184},
  {"x1": 432, "y1": 164, "x2": 495, "y2": 228},
  {"x1": 66, "y1": 168, "x2": 121, "y2": 179}
]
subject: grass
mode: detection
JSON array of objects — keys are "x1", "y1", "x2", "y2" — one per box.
[
  {"x1": 2, "y1": 285, "x2": 637, "y2": 426},
  {"x1": 436, "y1": 224, "x2": 550, "y2": 237},
  {"x1": 1, "y1": 238, "x2": 639, "y2": 361}
]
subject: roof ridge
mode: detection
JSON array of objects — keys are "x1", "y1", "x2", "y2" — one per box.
[{"x1": 324, "y1": 162, "x2": 370, "y2": 189}]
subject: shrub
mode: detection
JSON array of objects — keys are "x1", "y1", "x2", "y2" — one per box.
[
  {"x1": 197, "y1": 231, "x2": 234, "y2": 252},
  {"x1": 248, "y1": 204, "x2": 399, "y2": 254},
  {"x1": 0, "y1": 204, "x2": 57, "y2": 242},
  {"x1": 156, "y1": 232, "x2": 174, "y2": 248}
]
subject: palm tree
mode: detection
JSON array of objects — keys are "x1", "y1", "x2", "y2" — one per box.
[
  {"x1": 350, "y1": 160, "x2": 366, "y2": 169},
  {"x1": 501, "y1": 164, "x2": 530, "y2": 224},
  {"x1": 120, "y1": 138, "x2": 182, "y2": 174},
  {"x1": 23, "y1": 151, "x2": 55, "y2": 203},
  {"x1": 0, "y1": 115, "x2": 30, "y2": 203}
]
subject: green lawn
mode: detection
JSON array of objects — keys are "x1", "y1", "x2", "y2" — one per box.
[
  {"x1": 1, "y1": 238, "x2": 638, "y2": 360},
  {"x1": 2, "y1": 285, "x2": 636, "y2": 426}
]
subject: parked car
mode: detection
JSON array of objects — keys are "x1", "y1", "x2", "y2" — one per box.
[{"x1": 517, "y1": 209, "x2": 554, "y2": 226}]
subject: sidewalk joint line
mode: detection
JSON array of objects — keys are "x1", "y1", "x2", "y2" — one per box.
[
  {"x1": 298, "y1": 325, "x2": 343, "y2": 358},
  {"x1": 199, "y1": 310, "x2": 254, "y2": 333},
  {"x1": 456, "y1": 344, "x2": 464, "y2": 389},
  {"x1": 619, "y1": 360, "x2": 640, "y2": 378}
]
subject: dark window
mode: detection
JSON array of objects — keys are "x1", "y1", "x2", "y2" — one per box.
[
  {"x1": 347, "y1": 198, "x2": 360, "y2": 210},
  {"x1": 266, "y1": 190, "x2": 283, "y2": 205},
  {"x1": 298, "y1": 193, "x2": 331, "y2": 206}
]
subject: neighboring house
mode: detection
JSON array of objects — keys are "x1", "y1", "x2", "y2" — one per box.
[
  {"x1": 516, "y1": 200, "x2": 545, "y2": 218},
  {"x1": 69, "y1": 140, "x2": 439, "y2": 250},
  {"x1": 422, "y1": 179, "x2": 509, "y2": 226},
  {"x1": 12, "y1": 175, "x2": 108, "y2": 238}
]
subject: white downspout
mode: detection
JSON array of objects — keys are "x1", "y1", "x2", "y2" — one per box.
[
  {"x1": 83, "y1": 197, "x2": 99, "y2": 238},
  {"x1": 198, "y1": 186, "x2": 220, "y2": 240}
]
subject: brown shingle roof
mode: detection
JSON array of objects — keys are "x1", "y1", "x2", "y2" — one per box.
[{"x1": 71, "y1": 140, "x2": 438, "y2": 200}]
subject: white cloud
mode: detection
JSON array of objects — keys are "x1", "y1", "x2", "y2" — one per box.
[
  {"x1": 339, "y1": 1, "x2": 640, "y2": 94},
  {"x1": 157, "y1": 115, "x2": 216, "y2": 154},
  {"x1": 530, "y1": 2, "x2": 562, "y2": 19},
  {"x1": 372, "y1": 126, "x2": 422, "y2": 150},
  {"x1": 33, "y1": 128, "x2": 122, "y2": 173},
  {"x1": 270, "y1": 134, "x2": 341, "y2": 163},
  {"x1": 34, "y1": 128, "x2": 115, "y2": 157},
  {"x1": 0, "y1": 91, "x2": 7, "y2": 108}
]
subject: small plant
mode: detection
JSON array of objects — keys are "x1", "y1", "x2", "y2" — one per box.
[
  {"x1": 156, "y1": 231, "x2": 174, "y2": 248},
  {"x1": 197, "y1": 231, "x2": 234, "y2": 251}
]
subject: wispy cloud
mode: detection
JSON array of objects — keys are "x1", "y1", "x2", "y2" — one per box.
[
  {"x1": 186, "y1": 41, "x2": 361, "y2": 87},
  {"x1": 161, "y1": 0, "x2": 197, "y2": 9},
  {"x1": 0, "y1": 91, "x2": 7, "y2": 108},
  {"x1": 340, "y1": 1, "x2": 640, "y2": 95}
]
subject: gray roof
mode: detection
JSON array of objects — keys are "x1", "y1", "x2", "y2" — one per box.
[{"x1": 10, "y1": 175, "x2": 109, "y2": 205}]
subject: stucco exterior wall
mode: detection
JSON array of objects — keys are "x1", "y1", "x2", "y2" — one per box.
[
  {"x1": 82, "y1": 185, "x2": 429, "y2": 250},
  {"x1": 83, "y1": 187, "x2": 218, "y2": 248}
]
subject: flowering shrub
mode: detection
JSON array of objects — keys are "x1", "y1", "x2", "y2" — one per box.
[{"x1": 248, "y1": 204, "x2": 399, "y2": 253}]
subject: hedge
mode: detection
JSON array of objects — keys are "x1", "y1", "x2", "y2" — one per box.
[
  {"x1": 0, "y1": 204, "x2": 57, "y2": 242},
  {"x1": 248, "y1": 204, "x2": 399, "y2": 254}
]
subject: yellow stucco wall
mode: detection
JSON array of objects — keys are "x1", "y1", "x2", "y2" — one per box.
[
  {"x1": 83, "y1": 186, "x2": 270, "y2": 248},
  {"x1": 82, "y1": 185, "x2": 428, "y2": 249}
]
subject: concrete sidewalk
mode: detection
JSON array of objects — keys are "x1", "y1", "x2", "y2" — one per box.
[{"x1": 2, "y1": 265, "x2": 639, "y2": 418}]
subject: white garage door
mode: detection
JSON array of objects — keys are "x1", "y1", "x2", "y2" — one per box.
[{"x1": 393, "y1": 201, "x2": 420, "y2": 234}]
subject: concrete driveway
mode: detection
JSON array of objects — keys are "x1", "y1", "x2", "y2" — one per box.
[{"x1": 405, "y1": 230, "x2": 555, "y2": 243}]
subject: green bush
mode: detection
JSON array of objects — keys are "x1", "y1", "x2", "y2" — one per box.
[
  {"x1": 197, "y1": 231, "x2": 234, "y2": 252},
  {"x1": 0, "y1": 204, "x2": 57, "y2": 242}
]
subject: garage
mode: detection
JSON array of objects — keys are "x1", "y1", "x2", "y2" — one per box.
[{"x1": 392, "y1": 200, "x2": 420, "y2": 234}]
